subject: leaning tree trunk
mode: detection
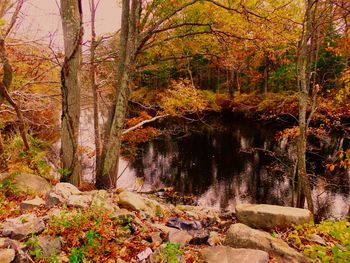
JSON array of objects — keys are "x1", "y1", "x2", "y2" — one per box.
[
  {"x1": 60, "y1": 0, "x2": 83, "y2": 186},
  {"x1": 96, "y1": 0, "x2": 133, "y2": 189}
]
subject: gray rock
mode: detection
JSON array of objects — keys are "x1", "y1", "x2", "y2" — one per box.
[
  {"x1": 200, "y1": 246, "x2": 269, "y2": 263},
  {"x1": 37, "y1": 236, "x2": 61, "y2": 259},
  {"x1": 152, "y1": 224, "x2": 191, "y2": 247},
  {"x1": 1, "y1": 214, "x2": 45, "y2": 240},
  {"x1": 46, "y1": 192, "x2": 63, "y2": 206},
  {"x1": 224, "y1": 223, "x2": 313, "y2": 263},
  {"x1": 0, "y1": 173, "x2": 51, "y2": 196},
  {"x1": 19, "y1": 197, "x2": 46, "y2": 210},
  {"x1": 46, "y1": 183, "x2": 81, "y2": 205},
  {"x1": 236, "y1": 204, "x2": 313, "y2": 229},
  {"x1": 0, "y1": 248, "x2": 15, "y2": 263},
  {"x1": 67, "y1": 194, "x2": 92, "y2": 208}
]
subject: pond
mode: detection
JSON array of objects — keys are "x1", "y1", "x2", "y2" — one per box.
[{"x1": 81, "y1": 110, "x2": 350, "y2": 219}]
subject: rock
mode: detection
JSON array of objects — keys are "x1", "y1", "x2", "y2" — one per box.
[
  {"x1": 166, "y1": 217, "x2": 202, "y2": 231},
  {"x1": 152, "y1": 224, "x2": 192, "y2": 247},
  {"x1": 110, "y1": 209, "x2": 135, "y2": 225},
  {"x1": 37, "y1": 236, "x2": 62, "y2": 259},
  {"x1": 137, "y1": 247, "x2": 153, "y2": 261},
  {"x1": 3, "y1": 238, "x2": 28, "y2": 262},
  {"x1": 189, "y1": 229, "x2": 209, "y2": 245},
  {"x1": 118, "y1": 190, "x2": 168, "y2": 217},
  {"x1": 0, "y1": 248, "x2": 15, "y2": 263},
  {"x1": 46, "y1": 183, "x2": 81, "y2": 205},
  {"x1": 91, "y1": 190, "x2": 116, "y2": 211},
  {"x1": 200, "y1": 246, "x2": 269, "y2": 263},
  {"x1": 0, "y1": 238, "x2": 6, "y2": 248},
  {"x1": 1, "y1": 214, "x2": 45, "y2": 240},
  {"x1": 0, "y1": 173, "x2": 51, "y2": 196},
  {"x1": 20, "y1": 197, "x2": 46, "y2": 210},
  {"x1": 208, "y1": 231, "x2": 223, "y2": 246},
  {"x1": 46, "y1": 183, "x2": 81, "y2": 206},
  {"x1": 67, "y1": 194, "x2": 92, "y2": 208},
  {"x1": 150, "y1": 232, "x2": 163, "y2": 246},
  {"x1": 118, "y1": 191, "x2": 148, "y2": 211},
  {"x1": 306, "y1": 234, "x2": 326, "y2": 246},
  {"x1": 235, "y1": 204, "x2": 312, "y2": 229},
  {"x1": 46, "y1": 192, "x2": 63, "y2": 206},
  {"x1": 224, "y1": 223, "x2": 313, "y2": 263},
  {"x1": 176, "y1": 205, "x2": 220, "y2": 221},
  {"x1": 169, "y1": 230, "x2": 192, "y2": 246}
]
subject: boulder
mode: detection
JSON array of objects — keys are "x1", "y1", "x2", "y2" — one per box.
[
  {"x1": 200, "y1": 246, "x2": 269, "y2": 263},
  {"x1": 20, "y1": 197, "x2": 46, "y2": 210},
  {"x1": 2, "y1": 238, "x2": 28, "y2": 262},
  {"x1": 224, "y1": 223, "x2": 313, "y2": 263},
  {"x1": 37, "y1": 236, "x2": 62, "y2": 259},
  {"x1": 1, "y1": 214, "x2": 45, "y2": 240},
  {"x1": 118, "y1": 190, "x2": 168, "y2": 217},
  {"x1": 46, "y1": 183, "x2": 81, "y2": 205},
  {"x1": 0, "y1": 248, "x2": 15, "y2": 263},
  {"x1": 0, "y1": 173, "x2": 51, "y2": 195},
  {"x1": 236, "y1": 204, "x2": 313, "y2": 229},
  {"x1": 152, "y1": 224, "x2": 192, "y2": 247},
  {"x1": 67, "y1": 194, "x2": 92, "y2": 208}
]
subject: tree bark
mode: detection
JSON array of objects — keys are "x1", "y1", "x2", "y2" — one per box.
[
  {"x1": 96, "y1": 0, "x2": 134, "y2": 189},
  {"x1": 296, "y1": 0, "x2": 316, "y2": 214},
  {"x1": 89, "y1": 0, "x2": 102, "y2": 174},
  {"x1": 60, "y1": 0, "x2": 83, "y2": 186}
]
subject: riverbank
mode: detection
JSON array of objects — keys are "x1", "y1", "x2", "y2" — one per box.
[
  {"x1": 130, "y1": 88, "x2": 350, "y2": 133},
  {"x1": 1, "y1": 174, "x2": 349, "y2": 262}
]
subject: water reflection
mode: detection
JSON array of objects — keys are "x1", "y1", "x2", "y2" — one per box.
[
  {"x1": 79, "y1": 107, "x2": 350, "y2": 218},
  {"x1": 120, "y1": 117, "x2": 350, "y2": 218}
]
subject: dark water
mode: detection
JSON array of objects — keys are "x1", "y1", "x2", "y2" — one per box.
[{"x1": 117, "y1": 116, "x2": 350, "y2": 219}]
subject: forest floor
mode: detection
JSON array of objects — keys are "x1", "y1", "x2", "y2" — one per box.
[{"x1": 0, "y1": 181, "x2": 350, "y2": 263}]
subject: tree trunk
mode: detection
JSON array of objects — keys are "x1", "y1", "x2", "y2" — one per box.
[
  {"x1": 60, "y1": 0, "x2": 83, "y2": 186},
  {"x1": 89, "y1": 0, "x2": 102, "y2": 174},
  {"x1": 96, "y1": 0, "x2": 135, "y2": 189},
  {"x1": 296, "y1": 0, "x2": 316, "y2": 214}
]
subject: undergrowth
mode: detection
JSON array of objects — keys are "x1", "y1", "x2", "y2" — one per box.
[{"x1": 287, "y1": 220, "x2": 350, "y2": 262}]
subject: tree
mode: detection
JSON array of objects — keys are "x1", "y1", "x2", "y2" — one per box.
[
  {"x1": 60, "y1": 0, "x2": 83, "y2": 186},
  {"x1": 0, "y1": 0, "x2": 29, "y2": 171},
  {"x1": 296, "y1": 0, "x2": 331, "y2": 213},
  {"x1": 89, "y1": 0, "x2": 102, "y2": 175}
]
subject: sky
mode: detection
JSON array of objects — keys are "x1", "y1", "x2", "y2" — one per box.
[{"x1": 15, "y1": 0, "x2": 121, "y2": 49}]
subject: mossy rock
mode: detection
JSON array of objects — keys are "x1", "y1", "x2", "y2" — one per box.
[{"x1": 0, "y1": 173, "x2": 52, "y2": 196}]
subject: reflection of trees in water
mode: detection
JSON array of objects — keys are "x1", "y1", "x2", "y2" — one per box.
[{"x1": 127, "y1": 118, "x2": 350, "y2": 217}]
